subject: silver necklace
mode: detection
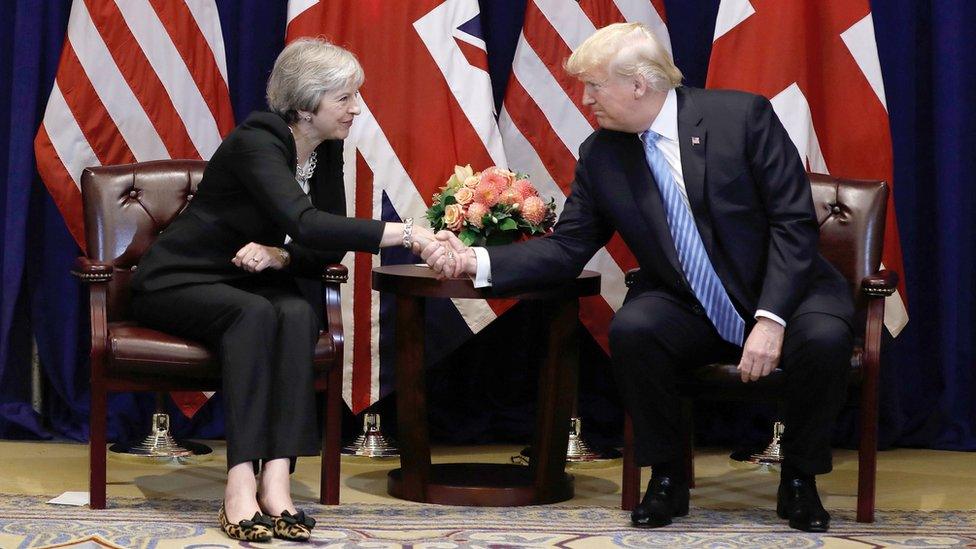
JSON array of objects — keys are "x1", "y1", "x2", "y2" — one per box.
[{"x1": 295, "y1": 150, "x2": 317, "y2": 191}]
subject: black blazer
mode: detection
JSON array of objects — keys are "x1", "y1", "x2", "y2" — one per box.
[
  {"x1": 488, "y1": 87, "x2": 852, "y2": 326},
  {"x1": 132, "y1": 111, "x2": 386, "y2": 294}
]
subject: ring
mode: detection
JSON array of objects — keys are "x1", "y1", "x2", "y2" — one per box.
[
  {"x1": 447, "y1": 251, "x2": 455, "y2": 260},
  {"x1": 251, "y1": 258, "x2": 259, "y2": 263}
]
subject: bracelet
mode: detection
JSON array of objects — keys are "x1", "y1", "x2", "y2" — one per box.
[
  {"x1": 402, "y1": 217, "x2": 414, "y2": 249},
  {"x1": 276, "y1": 247, "x2": 290, "y2": 267}
]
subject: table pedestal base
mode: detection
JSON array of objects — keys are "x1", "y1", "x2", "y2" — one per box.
[{"x1": 388, "y1": 463, "x2": 574, "y2": 506}]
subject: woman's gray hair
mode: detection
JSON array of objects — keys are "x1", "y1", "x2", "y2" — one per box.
[{"x1": 266, "y1": 38, "x2": 365, "y2": 123}]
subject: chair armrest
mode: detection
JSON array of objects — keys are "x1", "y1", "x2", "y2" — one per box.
[
  {"x1": 321, "y1": 263, "x2": 349, "y2": 284},
  {"x1": 625, "y1": 268, "x2": 641, "y2": 288},
  {"x1": 72, "y1": 257, "x2": 114, "y2": 283},
  {"x1": 321, "y1": 263, "x2": 347, "y2": 370},
  {"x1": 861, "y1": 270, "x2": 898, "y2": 298}
]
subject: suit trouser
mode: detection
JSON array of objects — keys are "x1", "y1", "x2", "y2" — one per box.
[
  {"x1": 609, "y1": 289, "x2": 852, "y2": 476},
  {"x1": 131, "y1": 275, "x2": 321, "y2": 472}
]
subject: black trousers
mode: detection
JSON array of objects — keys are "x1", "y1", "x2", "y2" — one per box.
[
  {"x1": 132, "y1": 274, "x2": 321, "y2": 472},
  {"x1": 609, "y1": 290, "x2": 852, "y2": 476}
]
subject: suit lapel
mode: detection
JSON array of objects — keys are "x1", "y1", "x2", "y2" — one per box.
[
  {"x1": 618, "y1": 133, "x2": 683, "y2": 276},
  {"x1": 676, "y1": 88, "x2": 716, "y2": 255}
]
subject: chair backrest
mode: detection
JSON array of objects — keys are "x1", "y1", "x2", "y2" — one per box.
[
  {"x1": 81, "y1": 160, "x2": 207, "y2": 321},
  {"x1": 808, "y1": 174, "x2": 888, "y2": 331}
]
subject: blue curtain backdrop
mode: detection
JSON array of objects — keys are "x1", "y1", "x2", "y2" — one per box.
[{"x1": 1, "y1": 0, "x2": 973, "y2": 450}]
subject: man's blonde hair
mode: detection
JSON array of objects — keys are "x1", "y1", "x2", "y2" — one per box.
[{"x1": 565, "y1": 22, "x2": 682, "y2": 92}]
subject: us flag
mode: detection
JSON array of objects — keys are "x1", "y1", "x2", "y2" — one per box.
[
  {"x1": 287, "y1": 0, "x2": 509, "y2": 413},
  {"x1": 499, "y1": 0, "x2": 671, "y2": 354},
  {"x1": 34, "y1": 0, "x2": 235, "y2": 417}
]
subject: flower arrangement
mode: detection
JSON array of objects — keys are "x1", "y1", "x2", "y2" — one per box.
[{"x1": 425, "y1": 165, "x2": 556, "y2": 246}]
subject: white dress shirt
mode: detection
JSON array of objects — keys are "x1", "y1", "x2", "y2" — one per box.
[{"x1": 472, "y1": 88, "x2": 785, "y2": 328}]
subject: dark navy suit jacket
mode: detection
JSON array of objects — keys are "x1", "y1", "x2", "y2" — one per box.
[{"x1": 488, "y1": 87, "x2": 852, "y2": 327}]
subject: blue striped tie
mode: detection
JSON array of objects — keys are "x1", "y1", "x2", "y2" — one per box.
[{"x1": 641, "y1": 130, "x2": 745, "y2": 346}]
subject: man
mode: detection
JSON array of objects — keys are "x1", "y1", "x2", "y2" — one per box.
[{"x1": 421, "y1": 22, "x2": 853, "y2": 532}]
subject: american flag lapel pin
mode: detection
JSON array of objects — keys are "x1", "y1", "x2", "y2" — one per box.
[{"x1": 691, "y1": 136, "x2": 701, "y2": 146}]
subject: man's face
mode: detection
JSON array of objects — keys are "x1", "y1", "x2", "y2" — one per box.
[{"x1": 580, "y1": 68, "x2": 640, "y2": 132}]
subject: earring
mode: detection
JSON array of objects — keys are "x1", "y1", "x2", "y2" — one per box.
[{"x1": 304, "y1": 115, "x2": 311, "y2": 122}]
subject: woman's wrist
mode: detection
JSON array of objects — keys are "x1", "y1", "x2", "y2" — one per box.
[
  {"x1": 275, "y1": 247, "x2": 290, "y2": 268},
  {"x1": 380, "y1": 222, "x2": 406, "y2": 248}
]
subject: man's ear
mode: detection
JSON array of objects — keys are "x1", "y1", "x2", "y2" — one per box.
[{"x1": 633, "y1": 74, "x2": 648, "y2": 99}]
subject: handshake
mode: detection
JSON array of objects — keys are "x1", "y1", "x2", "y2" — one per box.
[{"x1": 410, "y1": 228, "x2": 476, "y2": 279}]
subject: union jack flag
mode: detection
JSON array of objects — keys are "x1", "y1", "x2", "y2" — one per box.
[
  {"x1": 287, "y1": 0, "x2": 508, "y2": 413},
  {"x1": 707, "y1": 0, "x2": 908, "y2": 335}
]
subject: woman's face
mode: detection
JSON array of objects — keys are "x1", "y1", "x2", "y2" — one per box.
[{"x1": 309, "y1": 84, "x2": 361, "y2": 140}]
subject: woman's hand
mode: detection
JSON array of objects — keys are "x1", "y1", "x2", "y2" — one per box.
[
  {"x1": 411, "y1": 226, "x2": 437, "y2": 248},
  {"x1": 232, "y1": 242, "x2": 288, "y2": 273}
]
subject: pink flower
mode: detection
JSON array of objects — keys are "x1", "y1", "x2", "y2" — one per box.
[
  {"x1": 512, "y1": 180, "x2": 539, "y2": 201},
  {"x1": 498, "y1": 188, "x2": 521, "y2": 207},
  {"x1": 454, "y1": 186, "x2": 474, "y2": 206},
  {"x1": 466, "y1": 202, "x2": 488, "y2": 228},
  {"x1": 474, "y1": 179, "x2": 501, "y2": 207},
  {"x1": 521, "y1": 196, "x2": 546, "y2": 224},
  {"x1": 444, "y1": 204, "x2": 465, "y2": 231},
  {"x1": 480, "y1": 168, "x2": 511, "y2": 194}
]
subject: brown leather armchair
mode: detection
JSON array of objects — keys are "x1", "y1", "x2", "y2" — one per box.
[
  {"x1": 620, "y1": 174, "x2": 897, "y2": 523},
  {"x1": 71, "y1": 160, "x2": 347, "y2": 509}
]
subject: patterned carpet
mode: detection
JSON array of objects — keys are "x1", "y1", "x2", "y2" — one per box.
[{"x1": 1, "y1": 495, "x2": 974, "y2": 548}]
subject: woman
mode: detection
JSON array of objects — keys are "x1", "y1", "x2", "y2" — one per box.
[{"x1": 131, "y1": 38, "x2": 438, "y2": 542}]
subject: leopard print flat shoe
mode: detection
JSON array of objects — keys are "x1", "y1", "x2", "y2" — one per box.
[
  {"x1": 269, "y1": 509, "x2": 316, "y2": 541},
  {"x1": 218, "y1": 503, "x2": 273, "y2": 542}
]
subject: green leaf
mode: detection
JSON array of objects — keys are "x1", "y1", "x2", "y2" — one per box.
[
  {"x1": 459, "y1": 229, "x2": 478, "y2": 246},
  {"x1": 498, "y1": 218, "x2": 518, "y2": 231}
]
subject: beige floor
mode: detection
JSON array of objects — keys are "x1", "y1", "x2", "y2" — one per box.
[{"x1": 1, "y1": 440, "x2": 973, "y2": 512}]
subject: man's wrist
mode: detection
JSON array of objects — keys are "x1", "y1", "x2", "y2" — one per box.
[{"x1": 464, "y1": 248, "x2": 477, "y2": 276}]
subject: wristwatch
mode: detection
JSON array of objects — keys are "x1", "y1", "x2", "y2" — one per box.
[{"x1": 276, "y1": 247, "x2": 291, "y2": 267}]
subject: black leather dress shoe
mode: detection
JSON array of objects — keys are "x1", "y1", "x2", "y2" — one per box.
[
  {"x1": 777, "y1": 477, "x2": 831, "y2": 532},
  {"x1": 631, "y1": 476, "x2": 690, "y2": 528}
]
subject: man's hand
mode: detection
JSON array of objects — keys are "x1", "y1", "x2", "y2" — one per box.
[
  {"x1": 414, "y1": 231, "x2": 473, "y2": 279},
  {"x1": 232, "y1": 242, "x2": 287, "y2": 273},
  {"x1": 737, "y1": 317, "x2": 784, "y2": 383}
]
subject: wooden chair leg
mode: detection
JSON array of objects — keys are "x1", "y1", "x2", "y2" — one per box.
[
  {"x1": 857, "y1": 376, "x2": 879, "y2": 522},
  {"x1": 89, "y1": 387, "x2": 107, "y2": 509},
  {"x1": 681, "y1": 400, "x2": 695, "y2": 489},
  {"x1": 621, "y1": 413, "x2": 640, "y2": 511},
  {"x1": 320, "y1": 364, "x2": 342, "y2": 505}
]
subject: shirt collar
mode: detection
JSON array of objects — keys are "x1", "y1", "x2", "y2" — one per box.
[{"x1": 643, "y1": 88, "x2": 678, "y2": 142}]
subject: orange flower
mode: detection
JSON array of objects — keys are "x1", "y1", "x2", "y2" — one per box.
[
  {"x1": 521, "y1": 196, "x2": 546, "y2": 224},
  {"x1": 480, "y1": 169, "x2": 511, "y2": 194},
  {"x1": 444, "y1": 204, "x2": 465, "y2": 231},
  {"x1": 498, "y1": 188, "x2": 521, "y2": 207},
  {"x1": 474, "y1": 179, "x2": 501, "y2": 206},
  {"x1": 466, "y1": 202, "x2": 488, "y2": 228},
  {"x1": 512, "y1": 180, "x2": 539, "y2": 201},
  {"x1": 454, "y1": 186, "x2": 474, "y2": 206}
]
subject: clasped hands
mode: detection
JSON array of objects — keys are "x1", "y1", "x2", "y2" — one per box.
[{"x1": 411, "y1": 230, "x2": 474, "y2": 279}]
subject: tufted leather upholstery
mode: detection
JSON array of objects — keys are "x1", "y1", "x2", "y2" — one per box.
[
  {"x1": 620, "y1": 174, "x2": 897, "y2": 523},
  {"x1": 73, "y1": 160, "x2": 347, "y2": 510},
  {"x1": 82, "y1": 160, "x2": 204, "y2": 322}
]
